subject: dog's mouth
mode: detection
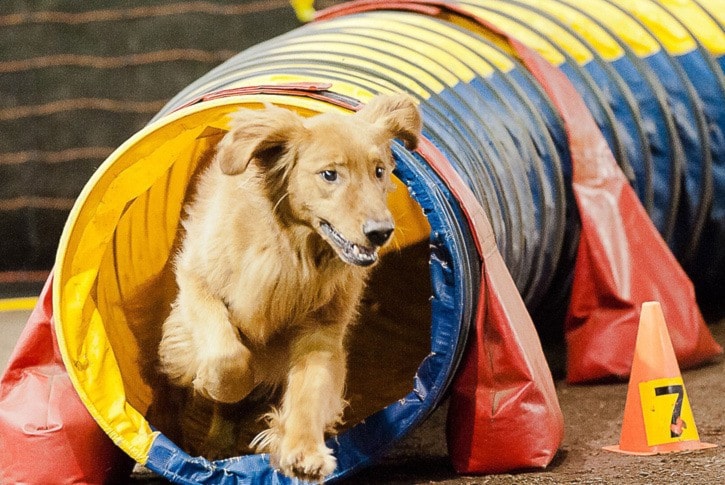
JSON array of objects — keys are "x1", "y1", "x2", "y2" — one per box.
[{"x1": 319, "y1": 220, "x2": 379, "y2": 267}]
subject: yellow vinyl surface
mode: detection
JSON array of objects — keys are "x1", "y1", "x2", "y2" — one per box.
[{"x1": 557, "y1": 0, "x2": 663, "y2": 57}]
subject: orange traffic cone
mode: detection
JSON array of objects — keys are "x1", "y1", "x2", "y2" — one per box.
[{"x1": 604, "y1": 301, "x2": 717, "y2": 455}]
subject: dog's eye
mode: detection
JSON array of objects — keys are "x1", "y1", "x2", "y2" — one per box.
[
  {"x1": 320, "y1": 170, "x2": 338, "y2": 182},
  {"x1": 375, "y1": 166, "x2": 385, "y2": 179}
]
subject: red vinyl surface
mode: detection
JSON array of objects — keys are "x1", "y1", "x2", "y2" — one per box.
[{"x1": 0, "y1": 276, "x2": 130, "y2": 484}]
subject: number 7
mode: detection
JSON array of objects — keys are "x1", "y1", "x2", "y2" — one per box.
[{"x1": 654, "y1": 384, "x2": 685, "y2": 437}]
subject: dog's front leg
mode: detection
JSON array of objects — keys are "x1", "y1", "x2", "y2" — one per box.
[
  {"x1": 260, "y1": 326, "x2": 347, "y2": 482},
  {"x1": 159, "y1": 270, "x2": 255, "y2": 404}
]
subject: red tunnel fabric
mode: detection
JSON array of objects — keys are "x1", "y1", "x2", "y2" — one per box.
[
  {"x1": 417, "y1": 138, "x2": 565, "y2": 473},
  {"x1": 0, "y1": 276, "x2": 131, "y2": 484},
  {"x1": 504, "y1": 19, "x2": 723, "y2": 384}
]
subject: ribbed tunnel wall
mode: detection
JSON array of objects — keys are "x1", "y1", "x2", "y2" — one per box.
[{"x1": 158, "y1": 0, "x2": 725, "y2": 315}]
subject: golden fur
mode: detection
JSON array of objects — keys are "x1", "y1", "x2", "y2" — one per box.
[{"x1": 157, "y1": 93, "x2": 421, "y2": 481}]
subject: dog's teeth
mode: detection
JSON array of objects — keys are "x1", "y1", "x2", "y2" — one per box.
[{"x1": 320, "y1": 221, "x2": 379, "y2": 266}]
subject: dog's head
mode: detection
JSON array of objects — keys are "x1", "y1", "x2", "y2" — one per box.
[{"x1": 215, "y1": 94, "x2": 422, "y2": 267}]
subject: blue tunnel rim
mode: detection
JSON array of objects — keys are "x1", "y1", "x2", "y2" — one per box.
[{"x1": 141, "y1": 89, "x2": 480, "y2": 484}]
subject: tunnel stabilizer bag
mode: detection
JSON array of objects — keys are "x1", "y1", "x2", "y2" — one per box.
[{"x1": 0, "y1": 277, "x2": 131, "y2": 485}]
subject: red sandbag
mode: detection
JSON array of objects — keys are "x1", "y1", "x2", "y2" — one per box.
[
  {"x1": 0, "y1": 275, "x2": 130, "y2": 484},
  {"x1": 418, "y1": 139, "x2": 564, "y2": 473},
  {"x1": 513, "y1": 44, "x2": 723, "y2": 384}
]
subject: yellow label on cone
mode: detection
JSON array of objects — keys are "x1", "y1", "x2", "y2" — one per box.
[{"x1": 639, "y1": 377, "x2": 701, "y2": 446}]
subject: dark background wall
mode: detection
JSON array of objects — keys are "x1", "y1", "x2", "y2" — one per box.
[{"x1": 0, "y1": 1, "x2": 343, "y2": 294}]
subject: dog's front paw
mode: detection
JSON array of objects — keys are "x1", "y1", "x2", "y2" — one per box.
[
  {"x1": 192, "y1": 343, "x2": 255, "y2": 403},
  {"x1": 159, "y1": 313, "x2": 198, "y2": 387},
  {"x1": 252, "y1": 412, "x2": 336, "y2": 483},
  {"x1": 278, "y1": 442, "x2": 336, "y2": 483}
]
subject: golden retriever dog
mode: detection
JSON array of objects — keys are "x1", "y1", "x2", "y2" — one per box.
[{"x1": 157, "y1": 93, "x2": 421, "y2": 481}]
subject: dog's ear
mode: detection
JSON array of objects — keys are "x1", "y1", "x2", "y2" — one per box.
[
  {"x1": 357, "y1": 93, "x2": 422, "y2": 150},
  {"x1": 217, "y1": 104, "x2": 306, "y2": 175}
]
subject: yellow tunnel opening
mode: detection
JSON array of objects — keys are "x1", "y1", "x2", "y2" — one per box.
[{"x1": 54, "y1": 96, "x2": 433, "y2": 462}]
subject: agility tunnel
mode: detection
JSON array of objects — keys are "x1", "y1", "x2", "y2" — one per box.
[{"x1": 1, "y1": 1, "x2": 724, "y2": 483}]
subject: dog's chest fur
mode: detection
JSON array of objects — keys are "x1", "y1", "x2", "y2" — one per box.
[{"x1": 222, "y1": 235, "x2": 365, "y2": 344}]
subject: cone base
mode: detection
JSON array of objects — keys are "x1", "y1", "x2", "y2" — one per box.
[{"x1": 603, "y1": 441, "x2": 717, "y2": 456}]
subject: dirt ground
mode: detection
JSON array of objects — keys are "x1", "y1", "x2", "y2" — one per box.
[{"x1": 343, "y1": 319, "x2": 725, "y2": 484}]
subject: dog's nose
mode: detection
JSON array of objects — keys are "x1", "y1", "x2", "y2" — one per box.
[{"x1": 363, "y1": 220, "x2": 394, "y2": 247}]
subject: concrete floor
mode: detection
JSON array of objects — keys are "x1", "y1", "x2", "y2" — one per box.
[{"x1": 0, "y1": 309, "x2": 29, "y2": 370}]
